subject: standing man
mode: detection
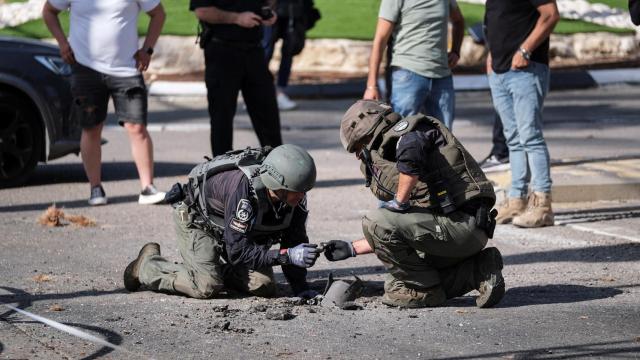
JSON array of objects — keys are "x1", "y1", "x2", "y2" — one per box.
[
  {"x1": 42, "y1": 0, "x2": 167, "y2": 206},
  {"x1": 123, "y1": 145, "x2": 321, "y2": 299},
  {"x1": 191, "y1": 0, "x2": 283, "y2": 156},
  {"x1": 485, "y1": 0, "x2": 559, "y2": 227},
  {"x1": 325, "y1": 100, "x2": 504, "y2": 309},
  {"x1": 363, "y1": 0, "x2": 465, "y2": 130}
]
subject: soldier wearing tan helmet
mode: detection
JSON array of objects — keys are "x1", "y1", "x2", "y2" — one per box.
[{"x1": 324, "y1": 99, "x2": 506, "y2": 308}]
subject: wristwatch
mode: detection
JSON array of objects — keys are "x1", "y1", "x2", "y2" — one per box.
[
  {"x1": 519, "y1": 47, "x2": 531, "y2": 61},
  {"x1": 144, "y1": 47, "x2": 154, "y2": 55},
  {"x1": 276, "y1": 250, "x2": 289, "y2": 265}
]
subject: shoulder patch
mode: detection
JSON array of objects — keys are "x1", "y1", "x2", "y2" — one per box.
[
  {"x1": 393, "y1": 120, "x2": 409, "y2": 132},
  {"x1": 230, "y1": 218, "x2": 249, "y2": 233},
  {"x1": 235, "y1": 199, "x2": 254, "y2": 222}
]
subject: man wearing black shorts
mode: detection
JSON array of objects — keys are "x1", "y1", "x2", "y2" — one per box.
[{"x1": 43, "y1": 0, "x2": 167, "y2": 206}]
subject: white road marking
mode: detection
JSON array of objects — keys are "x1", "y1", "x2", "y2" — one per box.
[{"x1": 567, "y1": 224, "x2": 640, "y2": 243}]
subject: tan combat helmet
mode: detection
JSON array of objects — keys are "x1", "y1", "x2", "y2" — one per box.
[{"x1": 340, "y1": 100, "x2": 393, "y2": 153}]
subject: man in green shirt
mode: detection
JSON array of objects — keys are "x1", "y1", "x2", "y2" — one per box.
[{"x1": 364, "y1": 0, "x2": 464, "y2": 130}]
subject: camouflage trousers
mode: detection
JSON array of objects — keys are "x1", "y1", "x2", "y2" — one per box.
[
  {"x1": 138, "y1": 202, "x2": 276, "y2": 299},
  {"x1": 362, "y1": 206, "x2": 489, "y2": 298}
]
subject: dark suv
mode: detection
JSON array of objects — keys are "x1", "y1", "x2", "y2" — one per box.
[{"x1": 0, "y1": 36, "x2": 82, "y2": 187}]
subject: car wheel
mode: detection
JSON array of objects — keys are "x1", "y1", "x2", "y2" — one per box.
[{"x1": 0, "y1": 91, "x2": 43, "y2": 188}]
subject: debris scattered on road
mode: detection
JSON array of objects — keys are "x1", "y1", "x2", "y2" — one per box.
[
  {"x1": 455, "y1": 309, "x2": 469, "y2": 314},
  {"x1": 49, "y1": 304, "x2": 64, "y2": 311},
  {"x1": 251, "y1": 304, "x2": 268, "y2": 312},
  {"x1": 38, "y1": 205, "x2": 96, "y2": 227},
  {"x1": 32, "y1": 274, "x2": 52, "y2": 282},
  {"x1": 265, "y1": 308, "x2": 295, "y2": 320},
  {"x1": 321, "y1": 273, "x2": 364, "y2": 310}
]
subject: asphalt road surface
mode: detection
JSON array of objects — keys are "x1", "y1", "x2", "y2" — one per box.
[{"x1": 1, "y1": 85, "x2": 639, "y2": 359}]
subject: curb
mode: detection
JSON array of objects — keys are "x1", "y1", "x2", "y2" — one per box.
[
  {"x1": 486, "y1": 156, "x2": 640, "y2": 203},
  {"x1": 148, "y1": 68, "x2": 640, "y2": 97}
]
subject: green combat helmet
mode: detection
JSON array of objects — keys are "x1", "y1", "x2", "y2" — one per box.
[
  {"x1": 259, "y1": 144, "x2": 317, "y2": 193},
  {"x1": 340, "y1": 99, "x2": 394, "y2": 153}
]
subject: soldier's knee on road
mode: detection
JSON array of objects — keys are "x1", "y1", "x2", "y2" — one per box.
[
  {"x1": 195, "y1": 276, "x2": 224, "y2": 299},
  {"x1": 247, "y1": 273, "x2": 277, "y2": 298}
]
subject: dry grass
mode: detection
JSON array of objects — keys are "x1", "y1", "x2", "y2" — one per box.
[{"x1": 38, "y1": 205, "x2": 96, "y2": 228}]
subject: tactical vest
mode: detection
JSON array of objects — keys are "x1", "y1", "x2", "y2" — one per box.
[
  {"x1": 186, "y1": 147, "x2": 294, "y2": 236},
  {"x1": 361, "y1": 114, "x2": 496, "y2": 210}
]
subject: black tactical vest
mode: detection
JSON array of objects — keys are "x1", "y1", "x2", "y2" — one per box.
[
  {"x1": 361, "y1": 114, "x2": 496, "y2": 210},
  {"x1": 186, "y1": 148, "x2": 294, "y2": 236}
]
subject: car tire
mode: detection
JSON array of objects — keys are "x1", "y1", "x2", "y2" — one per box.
[{"x1": 0, "y1": 91, "x2": 43, "y2": 188}]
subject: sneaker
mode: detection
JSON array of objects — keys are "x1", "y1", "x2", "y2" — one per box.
[
  {"x1": 138, "y1": 184, "x2": 166, "y2": 205},
  {"x1": 123, "y1": 242, "x2": 161, "y2": 292},
  {"x1": 480, "y1": 155, "x2": 510, "y2": 172},
  {"x1": 381, "y1": 278, "x2": 446, "y2": 308},
  {"x1": 276, "y1": 92, "x2": 297, "y2": 111},
  {"x1": 88, "y1": 185, "x2": 108, "y2": 206}
]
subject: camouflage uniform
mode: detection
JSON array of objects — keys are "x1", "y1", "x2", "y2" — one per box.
[{"x1": 340, "y1": 100, "x2": 503, "y2": 307}]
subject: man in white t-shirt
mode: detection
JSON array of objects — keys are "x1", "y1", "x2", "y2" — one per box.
[{"x1": 42, "y1": 0, "x2": 166, "y2": 206}]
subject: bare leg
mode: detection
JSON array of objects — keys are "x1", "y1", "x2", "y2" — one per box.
[
  {"x1": 123, "y1": 122, "x2": 154, "y2": 189},
  {"x1": 80, "y1": 123, "x2": 104, "y2": 187}
]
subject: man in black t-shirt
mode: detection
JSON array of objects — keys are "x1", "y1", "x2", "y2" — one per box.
[
  {"x1": 190, "y1": 0, "x2": 283, "y2": 156},
  {"x1": 484, "y1": 0, "x2": 559, "y2": 228}
]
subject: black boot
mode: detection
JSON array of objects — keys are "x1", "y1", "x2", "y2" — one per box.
[
  {"x1": 123, "y1": 242, "x2": 161, "y2": 292},
  {"x1": 474, "y1": 247, "x2": 505, "y2": 308}
]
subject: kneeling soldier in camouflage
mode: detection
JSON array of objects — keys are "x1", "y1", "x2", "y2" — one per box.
[
  {"x1": 325, "y1": 100, "x2": 505, "y2": 308},
  {"x1": 123, "y1": 144, "x2": 321, "y2": 299}
]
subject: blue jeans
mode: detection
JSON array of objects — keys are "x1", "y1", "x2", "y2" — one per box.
[
  {"x1": 390, "y1": 67, "x2": 455, "y2": 130},
  {"x1": 488, "y1": 61, "x2": 552, "y2": 197}
]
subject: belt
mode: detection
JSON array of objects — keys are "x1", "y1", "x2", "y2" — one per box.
[{"x1": 210, "y1": 37, "x2": 261, "y2": 49}]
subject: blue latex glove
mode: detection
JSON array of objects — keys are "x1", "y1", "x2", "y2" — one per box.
[
  {"x1": 287, "y1": 243, "x2": 320, "y2": 268},
  {"x1": 379, "y1": 198, "x2": 410, "y2": 212},
  {"x1": 296, "y1": 289, "x2": 320, "y2": 299}
]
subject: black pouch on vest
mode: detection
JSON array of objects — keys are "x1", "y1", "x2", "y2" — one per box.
[
  {"x1": 475, "y1": 207, "x2": 497, "y2": 239},
  {"x1": 165, "y1": 182, "x2": 186, "y2": 205}
]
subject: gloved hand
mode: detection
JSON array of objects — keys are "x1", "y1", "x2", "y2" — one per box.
[
  {"x1": 323, "y1": 240, "x2": 356, "y2": 261},
  {"x1": 296, "y1": 289, "x2": 320, "y2": 299},
  {"x1": 379, "y1": 198, "x2": 410, "y2": 212},
  {"x1": 286, "y1": 243, "x2": 320, "y2": 268}
]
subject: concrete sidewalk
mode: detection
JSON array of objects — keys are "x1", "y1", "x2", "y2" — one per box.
[
  {"x1": 148, "y1": 68, "x2": 640, "y2": 97},
  {"x1": 487, "y1": 156, "x2": 640, "y2": 203}
]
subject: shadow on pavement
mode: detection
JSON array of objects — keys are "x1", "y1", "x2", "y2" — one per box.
[
  {"x1": 497, "y1": 284, "x2": 625, "y2": 308},
  {"x1": 5, "y1": 320, "x2": 124, "y2": 360},
  {"x1": 24, "y1": 161, "x2": 195, "y2": 187},
  {"x1": 0, "y1": 194, "x2": 141, "y2": 212},
  {"x1": 0, "y1": 287, "x2": 126, "y2": 317},
  {"x1": 504, "y1": 243, "x2": 640, "y2": 264},
  {"x1": 434, "y1": 339, "x2": 640, "y2": 359},
  {"x1": 0, "y1": 287, "x2": 128, "y2": 359}
]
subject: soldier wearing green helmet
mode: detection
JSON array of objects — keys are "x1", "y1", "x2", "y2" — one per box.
[
  {"x1": 123, "y1": 144, "x2": 321, "y2": 299},
  {"x1": 324, "y1": 100, "x2": 506, "y2": 308}
]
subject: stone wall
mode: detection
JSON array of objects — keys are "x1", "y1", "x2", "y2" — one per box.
[{"x1": 148, "y1": 33, "x2": 640, "y2": 77}]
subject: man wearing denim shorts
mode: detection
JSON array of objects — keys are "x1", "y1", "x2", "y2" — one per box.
[
  {"x1": 42, "y1": 0, "x2": 166, "y2": 206},
  {"x1": 485, "y1": 0, "x2": 559, "y2": 228},
  {"x1": 363, "y1": 0, "x2": 465, "y2": 130}
]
